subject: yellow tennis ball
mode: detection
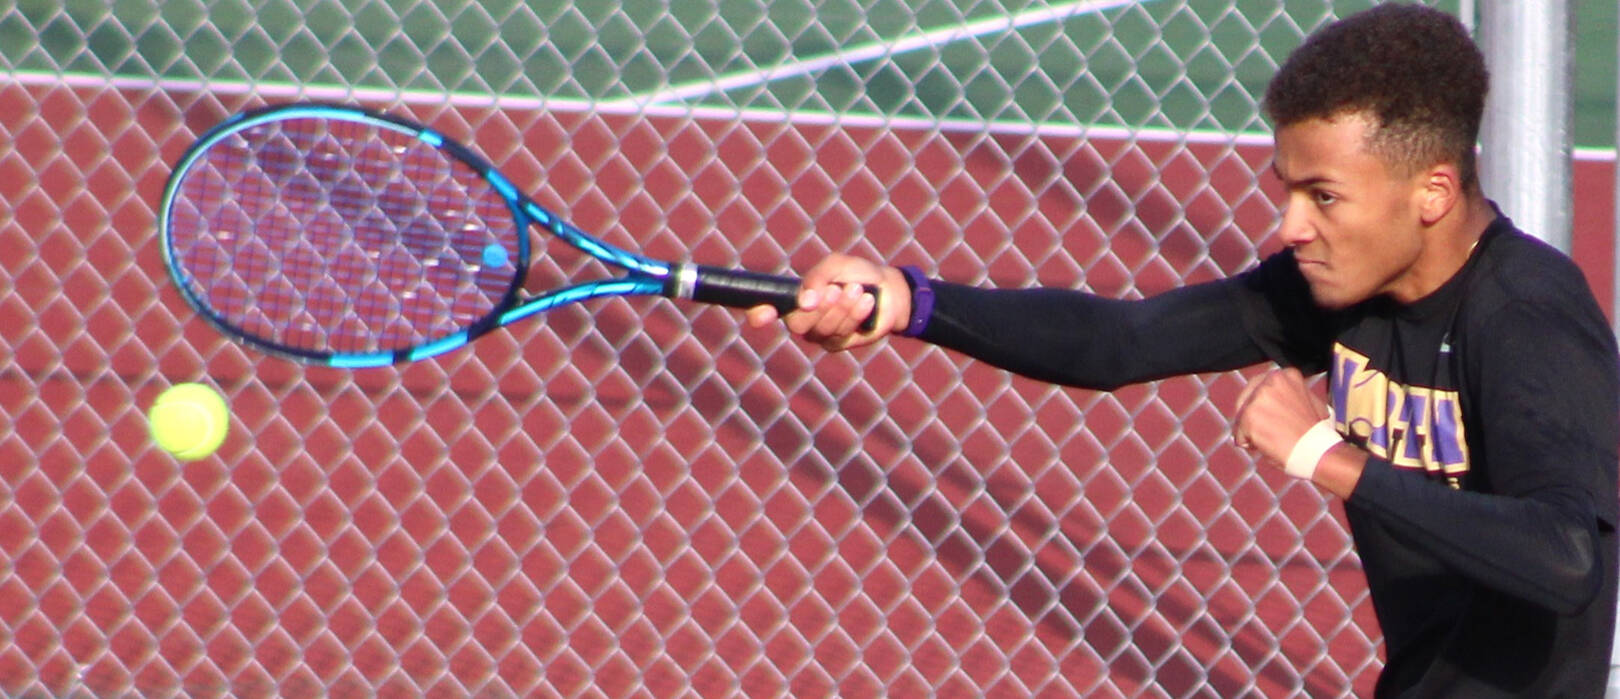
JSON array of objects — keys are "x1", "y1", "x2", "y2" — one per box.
[{"x1": 148, "y1": 382, "x2": 229, "y2": 461}]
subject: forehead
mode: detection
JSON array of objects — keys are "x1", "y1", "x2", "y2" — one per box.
[{"x1": 1271, "y1": 113, "x2": 1387, "y2": 182}]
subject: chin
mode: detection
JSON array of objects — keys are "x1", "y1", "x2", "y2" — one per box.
[{"x1": 1307, "y1": 286, "x2": 1360, "y2": 310}]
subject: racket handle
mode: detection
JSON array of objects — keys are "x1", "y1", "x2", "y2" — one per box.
[{"x1": 676, "y1": 265, "x2": 879, "y2": 332}]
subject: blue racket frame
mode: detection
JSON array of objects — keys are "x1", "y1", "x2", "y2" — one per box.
[{"x1": 161, "y1": 103, "x2": 845, "y2": 368}]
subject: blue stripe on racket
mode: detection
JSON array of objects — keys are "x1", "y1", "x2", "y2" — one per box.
[{"x1": 159, "y1": 102, "x2": 877, "y2": 367}]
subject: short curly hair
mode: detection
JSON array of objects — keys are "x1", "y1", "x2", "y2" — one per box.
[{"x1": 1263, "y1": 3, "x2": 1488, "y2": 188}]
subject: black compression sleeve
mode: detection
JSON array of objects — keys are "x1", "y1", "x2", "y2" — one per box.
[
  {"x1": 913, "y1": 279, "x2": 1269, "y2": 390},
  {"x1": 1350, "y1": 458, "x2": 1604, "y2": 614},
  {"x1": 1347, "y1": 295, "x2": 1619, "y2": 614}
]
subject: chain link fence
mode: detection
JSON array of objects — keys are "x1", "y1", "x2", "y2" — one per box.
[{"x1": 0, "y1": 1, "x2": 1491, "y2": 695}]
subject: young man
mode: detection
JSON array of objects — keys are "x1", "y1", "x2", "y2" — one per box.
[{"x1": 748, "y1": 4, "x2": 1619, "y2": 696}]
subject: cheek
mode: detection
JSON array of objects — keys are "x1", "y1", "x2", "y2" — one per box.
[
  {"x1": 1378, "y1": 223, "x2": 1425, "y2": 262},
  {"x1": 1323, "y1": 224, "x2": 1405, "y2": 292},
  {"x1": 1355, "y1": 227, "x2": 1423, "y2": 286}
]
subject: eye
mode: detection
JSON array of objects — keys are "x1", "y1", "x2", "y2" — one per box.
[{"x1": 1312, "y1": 189, "x2": 1338, "y2": 206}]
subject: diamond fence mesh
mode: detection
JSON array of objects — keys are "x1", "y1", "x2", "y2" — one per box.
[{"x1": 2, "y1": 0, "x2": 1499, "y2": 696}]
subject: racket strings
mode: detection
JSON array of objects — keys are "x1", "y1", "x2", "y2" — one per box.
[{"x1": 169, "y1": 115, "x2": 522, "y2": 355}]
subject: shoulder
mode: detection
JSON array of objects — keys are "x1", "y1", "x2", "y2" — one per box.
[
  {"x1": 1459, "y1": 220, "x2": 1615, "y2": 358},
  {"x1": 1465, "y1": 222, "x2": 1602, "y2": 318}
]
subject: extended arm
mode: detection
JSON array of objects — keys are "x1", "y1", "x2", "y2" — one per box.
[
  {"x1": 913, "y1": 279, "x2": 1269, "y2": 390},
  {"x1": 749, "y1": 251, "x2": 1327, "y2": 385}
]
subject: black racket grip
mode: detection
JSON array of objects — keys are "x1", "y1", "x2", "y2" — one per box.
[{"x1": 680, "y1": 265, "x2": 879, "y2": 332}]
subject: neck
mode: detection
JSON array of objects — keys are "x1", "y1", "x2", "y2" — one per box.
[
  {"x1": 1456, "y1": 193, "x2": 1497, "y2": 252},
  {"x1": 1389, "y1": 194, "x2": 1495, "y2": 304}
]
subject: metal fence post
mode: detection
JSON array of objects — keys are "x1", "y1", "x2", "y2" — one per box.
[{"x1": 1477, "y1": 0, "x2": 1574, "y2": 252}]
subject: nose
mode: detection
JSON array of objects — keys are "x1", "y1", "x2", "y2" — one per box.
[{"x1": 1277, "y1": 200, "x2": 1315, "y2": 248}]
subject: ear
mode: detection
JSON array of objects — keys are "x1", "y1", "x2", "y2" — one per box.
[{"x1": 1417, "y1": 162, "x2": 1463, "y2": 225}]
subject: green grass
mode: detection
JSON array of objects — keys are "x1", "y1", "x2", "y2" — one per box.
[
  {"x1": 1574, "y1": 0, "x2": 1619, "y2": 150},
  {"x1": 2, "y1": 0, "x2": 1614, "y2": 146}
]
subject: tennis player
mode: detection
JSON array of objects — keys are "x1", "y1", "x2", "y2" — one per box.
[{"x1": 749, "y1": 4, "x2": 1619, "y2": 695}]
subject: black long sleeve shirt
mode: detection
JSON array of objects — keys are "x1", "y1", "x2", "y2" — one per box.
[{"x1": 910, "y1": 214, "x2": 1619, "y2": 697}]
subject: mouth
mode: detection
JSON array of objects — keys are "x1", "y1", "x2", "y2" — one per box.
[{"x1": 1295, "y1": 258, "x2": 1332, "y2": 289}]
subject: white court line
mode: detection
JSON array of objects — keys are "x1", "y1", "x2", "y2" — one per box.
[
  {"x1": 1576, "y1": 147, "x2": 1618, "y2": 162},
  {"x1": 606, "y1": 0, "x2": 1151, "y2": 108},
  {"x1": 0, "y1": 68, "x2": 1272, "y2": 146},
  {"x1": 3, "y1": 69, "x2": 1616, "y2": 158}
]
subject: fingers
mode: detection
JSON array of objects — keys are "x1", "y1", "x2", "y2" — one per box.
[
  {"x1": 1231, "y1": 370, "x2": 1267, "y2": 451},
  {"x1": 749, "y1": 279, "x2": 872, "y2": 346},
  {"x1": 743, "y1": 255, "x2": 861, "y2": 331},
  {"x1": 749, "y1": 254, "x2": 909, "y2": 352},
  {"x1": 792, "y1": 282, "x2": 876, "y2": 350},
  {"x1": 1232, "y1": 367, "x2": 1328, "y2": 462},
  {"x1": 745, "y1": 304, "x2": 780, "y2": 328},
  {"x1": 798, "y1": 253, "x2": 877, "y2": 290},
  {"x1": 1234, "y1": 373, "x2": 1263, "y2": 421}
]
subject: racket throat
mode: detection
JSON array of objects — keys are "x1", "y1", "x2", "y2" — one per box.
[{"x1": 665, "y1": 263, "x2": 701, "y2": 304}]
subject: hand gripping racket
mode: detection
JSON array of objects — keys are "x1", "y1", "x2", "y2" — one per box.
[{"x1": 160, "y1": 102, "x2": 876, "y2": 368}]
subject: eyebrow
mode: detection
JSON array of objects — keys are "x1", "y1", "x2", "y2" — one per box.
[{"x1": 1269, "y1": 161, "x2": 1336, "y2": 189}]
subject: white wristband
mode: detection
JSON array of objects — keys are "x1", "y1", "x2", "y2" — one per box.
[{"x1": 1284, "y1": 419, "x2": 1341, "y2": 480}]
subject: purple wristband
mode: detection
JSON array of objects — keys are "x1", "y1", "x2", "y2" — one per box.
[{"x1": 897, "y1": 265, "x2": 933, "y2": 338}]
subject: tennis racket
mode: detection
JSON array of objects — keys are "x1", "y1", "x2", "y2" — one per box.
[{"x1": 160, "y1": 102, "x2": 876, "y2": 368}]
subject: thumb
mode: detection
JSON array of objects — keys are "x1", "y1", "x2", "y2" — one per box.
[{"x1": 745, "y1": 304, "x2": 780, "y2": 328}]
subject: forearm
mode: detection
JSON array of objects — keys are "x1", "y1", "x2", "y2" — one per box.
[
  {"x1": 914, "y1": 280, "x2": 1267, "y2": 390},
  {"x1": 1345, "y1": 455, "x2": 1604, "y2": 614}
]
